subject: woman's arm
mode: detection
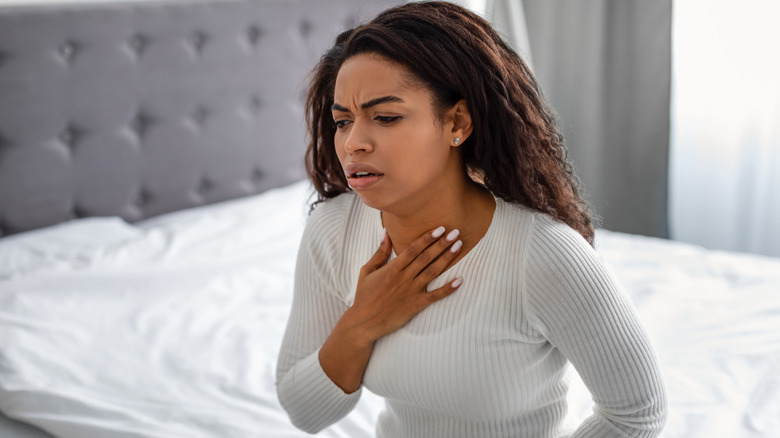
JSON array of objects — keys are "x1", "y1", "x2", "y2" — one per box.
[
  {"x1": 524, "y1": 216, "x2": 667, "y2": 438},
  {"x1": 277, "y1": 211, "x2": 463, "y2": 433},
  {"x1": 275, "y1": 216, "x2": 360, "y2": 433}
]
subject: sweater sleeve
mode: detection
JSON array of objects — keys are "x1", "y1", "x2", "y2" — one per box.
[
  {"x1": 275, "y1": 199, "x2": 362, "y2": 433},
  {"x1": 523, "y1": 215, "x2": 667, "y2": 438}
]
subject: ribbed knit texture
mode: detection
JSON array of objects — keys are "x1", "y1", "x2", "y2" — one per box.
[{"x1": 276, "y1": 193, "x2": 667, "y2": 437}]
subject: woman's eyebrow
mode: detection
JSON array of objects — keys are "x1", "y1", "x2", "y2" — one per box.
[{"x1": 331, "y1": 95, "x2": 404, "y2": 112}]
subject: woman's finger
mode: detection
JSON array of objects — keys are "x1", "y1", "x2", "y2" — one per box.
[
  {"x1": 422, "y1": 277, "x2": 463, "y2": 305},
  {"x1": 360, "y1": 230, "x2": 392, "y2": 275},
  {"x1": 393, "y1": 226, "x2": 446, "y2": 270},
  {"x1": 413, "y1": 237, "x2": 463, "y2": 286},
  {"x1": 404, "y1": 228, "x2": 460, "y2": 277}
]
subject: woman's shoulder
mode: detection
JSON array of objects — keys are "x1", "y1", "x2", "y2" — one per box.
[
  {"x1": 493, "y1": 199, "x2": 598, "y2": 282},
  {"x1": 511, "y1": 203, "x2": 613, "y2": 302},
  {"x1": 306, "y1": 192, "x2": 362, "y2": 230},
  {"x1": 302, "y1": 192, "x2": 369, "y2": 250},
  {"x1": 498, "y1": 199, "x2": 591, "y2": 253},
  {"x1": 300, "y1": 193, "x2": 375, "y2": 294}
]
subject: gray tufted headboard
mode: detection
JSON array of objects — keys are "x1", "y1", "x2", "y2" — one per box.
[{"x1": 0, "y1": 0, "x2": 400, "y2": 237}]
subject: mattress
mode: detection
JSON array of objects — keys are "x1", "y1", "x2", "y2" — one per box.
[{"x1": 1, "y1": 180, "x2": 779, "y2": 438}]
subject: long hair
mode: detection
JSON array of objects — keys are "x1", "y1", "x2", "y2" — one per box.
[{"x1": 305, "y1": 1, "x2": 597, "y2": 246}]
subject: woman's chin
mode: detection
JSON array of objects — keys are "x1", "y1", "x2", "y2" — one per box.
[
  {"x1": 352, "y1": 188, "x2": 404, "y2": 214},
  {"x1": 354, "y1": 192, "x2": 385, "y2": 211}
]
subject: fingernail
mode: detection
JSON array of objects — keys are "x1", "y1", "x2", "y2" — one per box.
[
  {"x1": 450, "y1": 240, "x2": 463, "y2": 253},
  {"x1": 432, "y1": 226, "x2": 445, "y2": 238},
  {"x1": 452, "y1": 277, "x2": 463, "y2": 288},
  {"x1": 446, "y1": 229, "x2": 460, "y2": 242}
]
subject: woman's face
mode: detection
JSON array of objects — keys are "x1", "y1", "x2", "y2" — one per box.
[{"x1": 332, "y1": 53, "x2": 464, "y2": 214}]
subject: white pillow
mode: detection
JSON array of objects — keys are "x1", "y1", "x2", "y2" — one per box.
[{"x1": 0, "y1": 217, "x2": 142, "y2": 280}]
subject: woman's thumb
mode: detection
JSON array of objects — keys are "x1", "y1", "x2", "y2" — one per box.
[{"x1": 363, "y1": 228, "x2": 391, "y2": 273}]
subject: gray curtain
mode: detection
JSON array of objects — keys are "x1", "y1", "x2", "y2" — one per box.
[
  {"x1": 520, "y1": 0, "x2": 672, "y2": 238},
  {"x1": 485, "y1": 0, "x2": 535, "y2": 71}
]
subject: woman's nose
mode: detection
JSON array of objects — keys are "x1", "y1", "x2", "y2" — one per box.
[{"x1": 343, "y1": 120, "x2": 373, "y2": 154}]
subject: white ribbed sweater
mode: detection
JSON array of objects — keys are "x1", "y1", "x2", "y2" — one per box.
[{"x1": 276, "y1": 193, "x2": 667, "y2": 438}]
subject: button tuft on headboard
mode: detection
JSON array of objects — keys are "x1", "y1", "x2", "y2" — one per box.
[
  {"x1": 0, "y1": 130, "x2": 10, "y2": 148},
  {"x1": 298, "y1": 20, "x2": 313, "y2": 38},
  {"x1": 131, "y1": 113, "x2": 154, "y2": 141},
  {"x1": 248, "y1": 95, "x2": 263, "y2": 114},
  {"x1": 58, "y1": 126, "x2": 80, "y2": 151},
  {"x1": 190, "y1": 106, "x2": 210, "y2": 128},
  {"x1": 250, "y1": 168, "x2": 264, "y2": 184},
  {"x1": 246, "y1": 25, "x2": 264, "y2": 48},
  {"x1": 128, "y1": 34, "x2": 147, "y2": 58},
  {"x1": 197, "y1": 177, "x2": 214, "y2": 195},
  {"x1": 72, "y1": 204, "x2": 89, "y2": 219},
  {"x1": 135, "y1": 188, "x2": 154, "y2": 209},
  {"x1": 187, "y1": 31, "x2": 208, "y2": 55},
  {"x1": 57, "y1": 41, "x2": 79, "y2": 63},
  {"x1": 296, "y1": 88, "x2": 307, "y2": 105}
]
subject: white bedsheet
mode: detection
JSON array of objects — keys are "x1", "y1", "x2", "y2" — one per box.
[{"x1": 1, "y1": 180, "x2": 779, "y2": 438}]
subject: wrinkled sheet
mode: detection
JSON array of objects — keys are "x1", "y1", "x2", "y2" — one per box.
[{"x1": 0, "y1": 180, "x2": 778, "y2": 438}]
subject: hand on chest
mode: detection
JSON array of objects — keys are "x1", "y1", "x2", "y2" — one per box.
[{"x1": 360, "y1": 282, "x2": 558, "y2": 420}]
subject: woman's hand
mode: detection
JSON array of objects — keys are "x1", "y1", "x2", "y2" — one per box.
[
  {"x1": 347, "y1": 226, "x2": 464, "y2": 345},
  {"x1": 319, "y1": 226, "x2": 463, "y2": 393}
]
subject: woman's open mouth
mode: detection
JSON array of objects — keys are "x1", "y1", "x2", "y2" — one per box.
[
  {"x1": 347, "y1": 172, "x2": 383, "y2": 190},
  {"x1": 345, "y1": 164, "x2": 384, "y2": 190}
]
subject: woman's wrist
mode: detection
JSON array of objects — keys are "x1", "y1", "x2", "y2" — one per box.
[
  {"x1": 318, "y1": 307, "x2": 377, "y2": 394},
  {"x1": 335, "y1": 306, "x2": 379, "y2": 351}
]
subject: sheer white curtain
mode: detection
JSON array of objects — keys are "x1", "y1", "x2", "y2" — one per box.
[{"x1": 670, "y1": 0, "x2": 780, "y2": 257}]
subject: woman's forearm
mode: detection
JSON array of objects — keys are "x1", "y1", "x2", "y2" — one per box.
[{"x1": 318, "y1": 306, "x2": 377, "y2": 393}]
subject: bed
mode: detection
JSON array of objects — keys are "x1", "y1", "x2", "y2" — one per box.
[{"x1": 1, "y1": 1, "x2": 779, "y2": 437}]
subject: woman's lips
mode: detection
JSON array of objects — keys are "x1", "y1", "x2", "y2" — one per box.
[
  {"x1": 347, "y1": 172, "x2": 383, "y2": 190},
  {"x1": 345, "y1": 163, "x2": 384, "y2": 190}
]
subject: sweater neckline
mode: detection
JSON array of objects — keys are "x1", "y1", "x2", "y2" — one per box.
[{"x1": 371, "y1": 196, "x2": 503, "y2": 276}]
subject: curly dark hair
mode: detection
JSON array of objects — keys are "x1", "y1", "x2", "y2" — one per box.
[{"x1": 304, "y1": 1, "x2": 597, "y2": 245}]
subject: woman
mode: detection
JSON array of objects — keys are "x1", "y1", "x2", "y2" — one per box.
[{"x1": 276, "y1": 2, "x2": 667, "y2": 437}]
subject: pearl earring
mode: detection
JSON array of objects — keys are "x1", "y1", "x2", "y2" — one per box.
[{"x1": 454, "y1": 138, "x2": 461, "y2": 145}]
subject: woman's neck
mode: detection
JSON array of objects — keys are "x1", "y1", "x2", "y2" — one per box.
[{"x1": 381, "y1": 180, "x2": 495, "y2": 257}]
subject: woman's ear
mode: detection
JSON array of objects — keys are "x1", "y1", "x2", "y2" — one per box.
[{"x1": 448, "y1": 99, "x2": 472, "y2": 147}]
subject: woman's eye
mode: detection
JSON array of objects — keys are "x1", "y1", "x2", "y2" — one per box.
[
  {"x1": 334, "y1": 120, "x2": 352, "y2": 129},
  {"x1": 375, "y1": 116, "x2": 401, "y2": 124}
]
